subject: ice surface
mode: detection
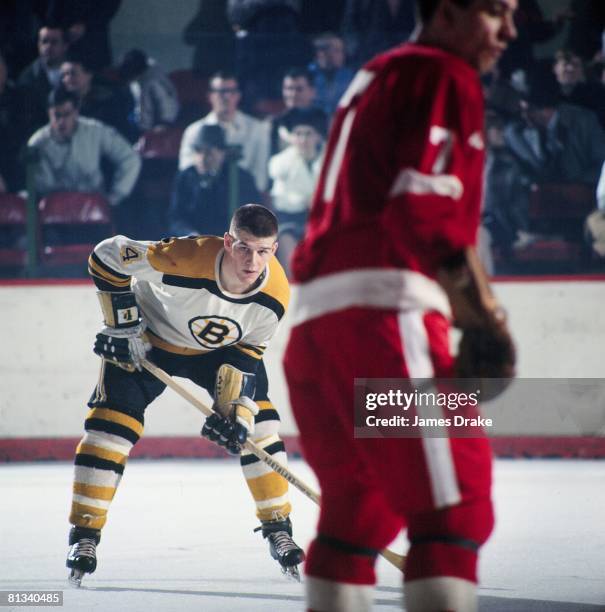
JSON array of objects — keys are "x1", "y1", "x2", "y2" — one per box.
[{"x1": 1, "y1": 459, "x2": 603, "y2": 611}]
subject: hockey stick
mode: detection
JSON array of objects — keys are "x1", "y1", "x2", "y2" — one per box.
[{"x1": 141, "y1": 358, "x2": 406, "y2": 571}]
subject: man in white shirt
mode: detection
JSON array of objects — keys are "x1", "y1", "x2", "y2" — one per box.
[
  {"x1": 28, "y1": 86, "x2": 141, "y2": 207},
  {"x1": 179, "y1": 72, "x2": 270, "y2": 191}
]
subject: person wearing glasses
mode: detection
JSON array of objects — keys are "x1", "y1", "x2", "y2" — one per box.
[{"x1": 179, "y1": 71, "x2": 271, "y2": 191}]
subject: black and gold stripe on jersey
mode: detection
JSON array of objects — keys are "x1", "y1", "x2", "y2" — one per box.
[
  {"x1": 88, "y1": 252, "x2": 131, "y2": 291},
  {"x1": 162, "y1": 275, "x2": 286, "y2": 321}
]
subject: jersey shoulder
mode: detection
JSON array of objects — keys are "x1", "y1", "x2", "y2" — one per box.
[
  {"x1": 261, "y1": 257, "x2": 290, "y2": 315},
  {"x1": 147, "y1": 236, "x2": 222, "y2": 279},
  {"x1": 366, "y1": 43, "x2": 481, "y2": 101}
]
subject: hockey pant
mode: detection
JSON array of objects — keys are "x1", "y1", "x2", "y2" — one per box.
[
  {"x1": 284, "y1": 308, "x2": 494, "y2": 607},
  {"x1": 69, "y1": 346, "x2": 291, "y2": 531}
]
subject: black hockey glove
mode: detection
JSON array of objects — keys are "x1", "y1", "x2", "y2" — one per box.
[
  {"x1": 201, "y1": 412, "x2": 249, "y2": 455},
  {"x1": 201, "y1": 364, "x2": 259, "y2": 454}
]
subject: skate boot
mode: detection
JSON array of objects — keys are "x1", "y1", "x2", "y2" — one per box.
[
  {"x1": 66, "y1": 526, "x2": 100, "y2": 587},
  {"x1": 255, "y1": 516, "x2": 305, "y2": 581}
]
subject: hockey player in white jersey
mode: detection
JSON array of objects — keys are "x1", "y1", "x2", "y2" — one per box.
[{"x1": 66, "y1": 204, "x2": 304, "y2": 585}]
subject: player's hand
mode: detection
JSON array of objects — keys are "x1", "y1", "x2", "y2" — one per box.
[
  {"x1": 94, "y1": 322, "x2": 150, "y2": 371},
  {"x1": 201, "y1": 411, "x2": 247, "y2": 455},
  {"x1": 455, "y1": 312, "x2": 516, "y2": 400},
  {"x1": 201, "y1": 396, "x2": 258, "y2": 454},
  {"x1": 438, "y1": 248, "x2": 516, "y2": 399}
]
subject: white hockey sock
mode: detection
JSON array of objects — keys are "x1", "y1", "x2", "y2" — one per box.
[
  {"x1": 404, "y1": 576, "x2": 477, "y2": 611},
  {"x1": 306, "y1": 576, "x2": 373, "y2": 612}
]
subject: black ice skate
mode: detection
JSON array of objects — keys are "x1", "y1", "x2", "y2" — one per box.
[
  {"x1": 255, "y1": 516, "x2": 305, "y2": 581},
  {"x1": 66, "y1": 526, "x2": 101, "y2": 587}
]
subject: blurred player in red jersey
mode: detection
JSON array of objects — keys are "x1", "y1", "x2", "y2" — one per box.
[{"x1": 283, "y1": 1, "x2": 518, "y2": 610}]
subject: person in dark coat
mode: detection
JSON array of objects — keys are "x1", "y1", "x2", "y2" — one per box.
[
  {"x1": 169, "y1": 124, "x2": 260, "y2": 237},
  {"x1": 183, "y1": 0, "x2": 236, "y2": 77},
  {"x1": 35, "y1": 0, "x2": 122, "y2": 70}
]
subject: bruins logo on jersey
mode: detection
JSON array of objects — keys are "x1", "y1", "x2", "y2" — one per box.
[{"x1": 189, "y1": 316, "x2": 243, "y2": 349}]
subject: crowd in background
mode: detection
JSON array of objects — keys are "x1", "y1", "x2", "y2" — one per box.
[{"x1": 1, "y1": 0, "x2": 605, "y2": 277}]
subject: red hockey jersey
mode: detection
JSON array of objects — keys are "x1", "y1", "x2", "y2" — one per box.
[{"x1": 290, "y1": 44, "x2": 486, "y2": 323}]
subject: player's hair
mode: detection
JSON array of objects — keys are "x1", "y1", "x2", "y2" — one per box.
[
  {"x1": 48, "y1": 85, "x2": 80, "y2": 110},
  {"x1": 231, "y1": 204, "x2": 278, "y2": 238},
  {"x1": 416, "y1": 0, "x2": 474, "y2": 23}
]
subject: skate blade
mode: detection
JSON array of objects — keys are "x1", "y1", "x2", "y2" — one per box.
[
  {"x1": 281, "y1": 565, "x2": 301, "y2": 582},
  {"x1": 68, "y1": 568, "x2": 84, "y2": 587}
]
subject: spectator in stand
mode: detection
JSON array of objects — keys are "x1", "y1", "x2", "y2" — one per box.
[
  {"x1": 169, "y1": 124, "x2": 259, "y2": 237},
  {"x1": 299, "y1": 0, "x2": 346, "y2": 36},
  {"x1": 566, "y1": 0, "x2": 605, "y2": 63},
  {"x1": 0, "y1": 51, "x2": 31, "y2": 193},
  {"x1": 0, "y1": 1, "x2": 39, "y2": 80},
  {"x1": 270, "y1": 67, "x2": 317, "y2": 154},
  {"x1": 227, "y1": 0, "x2": 311, "y2": 107},
  {"x1": 117, "y1": 48, "x2": 180, "y2": 134},
  {"x1": 183, "y1": 0, "x2": 236, "y2": 77},
  {"x1": 498, "y1": 0, "x2": 570, "y2": 80},
  {"x1": 505, "y1": 71, "x2": 605, "y2": 187},
  {"x1": 60, "y1": 45, "x2": 137, "y2": 142},
  {"x1": 498, "y1": 72, "x2": 605, "y2": 249},
  {"x1": 18, "y1": 24, "x2": 70, "y2": 131},
  {"x1": 585, "y1": 160, "x2": 605, "y2": 258},
  {"x1": 179, "y1": 72, "x2": 271, "y2": 191},
  {"x1": 27, "y1": 86, "x2": 141, "y2": 215},
  {"x1": 552, "y1": 48, "x2": 605, "y2": 128},
  {"x1": 308, "y1": 32, "x2": 355, "y2": 118},
  {"x1": 268, "y1": 107, "x2": 326, "y2": 277},
  {"x1": 35, "y1": 0, "x2": 122, "y2": 71},
  {"x1": 482, "y1": 110, "x2": 535, "y2": 253},
  {"x1": 588, "y1": 58, "x2": 605, "y2": 87},
  {"x1": 341, "y1": 0, "x2": 416, "y2": 67}
]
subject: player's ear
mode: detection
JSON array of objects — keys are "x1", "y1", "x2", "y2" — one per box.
[
  {"x1": 224, "y1": 232, "x2": 233, "y2": 252},
  {"x1": 441, "y1": 0, "x2": 458, "y2": 25}
]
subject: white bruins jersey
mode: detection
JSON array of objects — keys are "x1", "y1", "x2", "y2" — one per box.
[{"x1": 88, "y1": 235, "x2": 289, "y2": 360}]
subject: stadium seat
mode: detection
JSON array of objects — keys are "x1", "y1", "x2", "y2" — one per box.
[
  {"x1": 168, "y1": 70, "x2": 210, "y2": 125},
  {"x1": 499, "y1": 183, "x2": 596, "y2": 273},
  {"x1": 133, "y1": 127, "x2": 183, "y2": 238},
  {"x1": 529, "y1": 183, "x2": 595, "y2": 222},
  {"x1": 0, "y1": 193, "x2": 28, "y2": 267},
  {"x1": 38, "y1": 192, "x2": 114, "y2": 266},
  {"x1": 135, "y1": 126, "x2": 184, "y2": 160},
  {"x1": 254, "y1": 97, "x2": 285, "y2": 118}
]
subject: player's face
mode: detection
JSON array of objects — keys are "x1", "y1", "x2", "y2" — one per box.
[
  {"x1": 448, "y1": 0, "x2": 517, "y2": 74},
  {"x1": 224, "y1": 230, "x2": 277, "y2": 286}
]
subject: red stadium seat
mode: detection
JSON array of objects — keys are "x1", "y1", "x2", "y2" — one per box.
[
  {"x1": 529, "y1": 183, "x2": 595, "y2": 221},
  {"x1": 38, "y1": 192, "x2": 114, "y2": 266},
  {"x1": 0, "y1": 193, "x2": 28, "y2": 267},
  {"x1": 254, "y1": 97, "x2": 285, "y2": 118},
  {"x1": 500, "y1": 183, "x2": 595, "y2": 272},
  {"x1": 135, "y1": 126, "x2": 184, "y2": 160},
  {"x1": 168, "y1": 70, "x2": 210, "y2": 125}
]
